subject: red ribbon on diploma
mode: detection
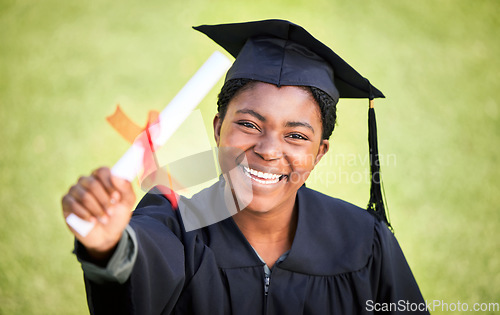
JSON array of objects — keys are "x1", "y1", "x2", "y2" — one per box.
[{"x1": 106, "y1": 105, "x2": 180, "y2": 209}]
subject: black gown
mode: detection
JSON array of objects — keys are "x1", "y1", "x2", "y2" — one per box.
[{"x1": 81, "y1": 180, "x2": 428, "y2": 314}]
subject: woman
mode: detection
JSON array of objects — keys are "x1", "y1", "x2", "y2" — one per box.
[{"x1": 62, "y1": 20, "x2": 428, "y2": 314}]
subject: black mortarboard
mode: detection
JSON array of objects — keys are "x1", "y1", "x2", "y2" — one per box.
[{"x1": 194, "y1": 19, "x2": 391, "y2": 227}]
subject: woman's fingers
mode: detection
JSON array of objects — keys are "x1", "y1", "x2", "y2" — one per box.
[
  {"x1": 111, "y1": 175, "x2": 136, "y2": 206},
  {"x1": 62, "y1": 194, "x2": 97, "y2": 223},
  {"x1": 62, "y1": 167, "x2": 135, "y2": 224},
  {"x1": 62, "y1": 167, "x2": 136, "y2": 225},
  {"x1": 92, "y1": 167, "x2": 115, "y2": 195},
  {"x1": 62, "y1": 166, "x2": 136, "y2": 256},
  {"x1": 92, "y1": 167, "x2": 136, "y2": 209},
  {"x1": 67, "y1": 179, "x2": 109, "y2": 224},
  {"x1": 78, "y1": 175, "x2": 113, "y2": 214}
]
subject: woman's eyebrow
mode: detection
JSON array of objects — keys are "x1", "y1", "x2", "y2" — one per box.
[
  {"x1": 235, "y1": 109, "x2": 266, "y2": 122},
  {"x1": 285, "y1": 121, "x2": 315, "y2": 134}
]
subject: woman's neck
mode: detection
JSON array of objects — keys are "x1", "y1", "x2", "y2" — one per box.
[{"x1": 232, "y1": 202, "x2": 298, "y2": 267}]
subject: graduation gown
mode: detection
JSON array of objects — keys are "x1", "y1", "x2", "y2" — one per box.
[{"x1": 81, "y1": 181, "x2": 428, "y2": 314}]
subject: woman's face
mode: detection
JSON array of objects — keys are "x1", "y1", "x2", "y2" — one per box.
[{"x1": 213, "y1": 81, "x2": 329, "y2": 214}]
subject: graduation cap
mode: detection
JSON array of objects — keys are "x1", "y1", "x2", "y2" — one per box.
[{"x1": 194, "y1": 19, "x2": 391, "y2": 228}]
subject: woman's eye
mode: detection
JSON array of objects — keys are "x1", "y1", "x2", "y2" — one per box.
[
  {"x1": 238, "y1": 121, "x2": 258, "y2": 129},
  {"x1": 287, "y1": 133, "x2": 308, "y2": 140}
]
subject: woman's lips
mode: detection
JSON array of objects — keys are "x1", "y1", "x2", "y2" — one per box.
[{"x1": 242, "y1": 166, "x2": 287, "y2": 185}]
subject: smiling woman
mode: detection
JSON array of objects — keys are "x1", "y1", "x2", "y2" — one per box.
[
  {"x1": 215, "y1": 82, "x2": 330, "y2": 267},
  {"x1": 62, "y1": 19, "x2": 428, "y2": 314}
]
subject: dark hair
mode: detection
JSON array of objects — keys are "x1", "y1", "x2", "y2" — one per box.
[{"x1": 217, "y1": 79, "x2": 337, "y2": 139}]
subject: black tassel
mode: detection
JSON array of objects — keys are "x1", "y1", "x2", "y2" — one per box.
[{"x1": 367, "y1": 98, "x2": 392, "y2": 230}]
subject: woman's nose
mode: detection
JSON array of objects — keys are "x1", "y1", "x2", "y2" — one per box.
[{"x1": 253, "y1": 134, "x2": 283, "y2": 161}]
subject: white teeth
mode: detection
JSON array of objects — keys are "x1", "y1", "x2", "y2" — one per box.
[{"x1": 243, "y1": 166, "x2": 282, "y2": 184}]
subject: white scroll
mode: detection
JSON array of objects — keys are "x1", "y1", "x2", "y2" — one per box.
[{"x1": 67, "y1": 51, "x2": 232, "y2": 237}]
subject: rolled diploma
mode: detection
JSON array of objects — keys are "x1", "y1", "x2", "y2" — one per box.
[
  {"x1": 67, "y1": 51, "x2": 232, "y2": 237},
  {"x1": 112, "y1": 51, "x2": 232, "y2": 181}
]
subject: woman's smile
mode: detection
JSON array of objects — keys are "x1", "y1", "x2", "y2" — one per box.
[{"x1": 242, "y1": 166, "x2": 288, "y2": 184}]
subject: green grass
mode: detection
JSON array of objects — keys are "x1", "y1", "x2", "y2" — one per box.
[{"x1": 1, "y1": 0, "x2": 499, "y2": 313}]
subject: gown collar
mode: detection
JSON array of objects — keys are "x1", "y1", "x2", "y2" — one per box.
[{"x1": 198, "y1": 182, "x2": 375, "y2": 275}]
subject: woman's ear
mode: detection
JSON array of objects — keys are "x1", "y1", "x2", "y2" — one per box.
[
  {"x1": 213, "y1": 113, "x2": 222, "y2": 145},
  {"x1": 314, "y1": 139, "x2": 330, "y2": 166}
]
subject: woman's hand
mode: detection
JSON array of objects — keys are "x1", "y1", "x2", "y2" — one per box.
[{"x1": 62, "y1": 167, "x2": 136, "y2": 261}]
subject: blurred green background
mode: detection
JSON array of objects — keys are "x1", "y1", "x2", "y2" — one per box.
[{"x1": 1, "y1": 0, "x2": 499, "y2": 313}]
